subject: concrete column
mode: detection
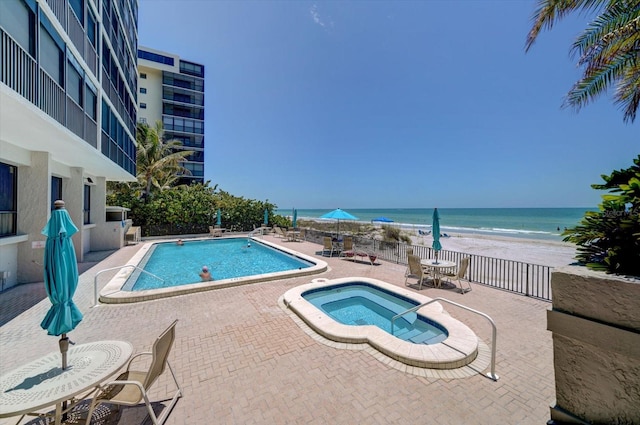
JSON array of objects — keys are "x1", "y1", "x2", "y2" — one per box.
[
  {"x1": 66, "y1": 167, "x2": 84, "y2": 261},
  {"x1": 93, "y1": 176, "x2": 106, "y2": 227},
  {"x1": 17, "y1": 151, "x2": 50, "y2": 283},
  {"x1": 548, "y1": 267, "x2": 640, "y2": 424}
]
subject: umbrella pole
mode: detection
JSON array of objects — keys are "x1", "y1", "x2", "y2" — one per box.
[
  {"x1": 59, "y1": 333, "x2": 69, "y2": 369},
  {"x1": 60, "y1": 333, "x2": 69, "y2": 421}
]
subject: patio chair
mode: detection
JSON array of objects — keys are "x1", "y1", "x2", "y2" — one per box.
[
  {"x1": 209, "y1": 226, "x2": 222, "y2": 237},
  {"x1": 405, "y1": 255, "x2": 432, "y2": 290},
  {"x1": 322, "y1": 237, "x2": 335, "y2": 257},
  {"x1": 404, "y1": 248, "x2": 414, "y2": 276},
  {"x1": 341, "y1": 237, "x2": 355, "y2": 259},
  {"x1": 274, "y1": 227, "x2": 289, "y2": 240},
  {"x1": 442, "y1": 257, "x2": 472, "y2": 294},
  {"x1": 296, "y1": 228, "x2": 305, "y2": 241},
  {"x1": 85, "y1": 320, "x2": 182, "y2": 425}
]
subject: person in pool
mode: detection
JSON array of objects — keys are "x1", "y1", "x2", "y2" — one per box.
[{"x1": 199, "y1": 266, "x2": 212, "y2": 281}]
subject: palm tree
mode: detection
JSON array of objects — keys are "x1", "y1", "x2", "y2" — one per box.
[
  {"x1": 136, "y1": 121, "x2": 194, "y2": 200},
  {"x1": 526, "y1": 0, "x2": 640, "y2": 123}
]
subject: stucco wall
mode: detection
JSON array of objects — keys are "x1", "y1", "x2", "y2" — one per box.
[{"x1": 549, "y1": 266, "x2": 640, "y2": 424}]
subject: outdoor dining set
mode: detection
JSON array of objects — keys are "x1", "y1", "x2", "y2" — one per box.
[{"x1": 0, "y1": 202, "x2": 181, "y2": 425}]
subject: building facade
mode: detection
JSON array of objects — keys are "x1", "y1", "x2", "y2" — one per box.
[
  {"x1": 0, "y1": 0, "x2": 138, "y2": 287},
  {"x1": 137, "y1": 47, "x2": 205, "y2": 185}
]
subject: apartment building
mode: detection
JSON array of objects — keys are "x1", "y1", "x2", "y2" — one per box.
[
  {"x1": 0, "y1": 0, "x2": 138, "y2": 287},
  {"x1": 137, "y1": 46, "x2": 205, "y2": 185}
]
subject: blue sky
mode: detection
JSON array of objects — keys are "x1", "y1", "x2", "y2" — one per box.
[{"x1": 138, "y1": 0, "x2": 638, "y2": 209}]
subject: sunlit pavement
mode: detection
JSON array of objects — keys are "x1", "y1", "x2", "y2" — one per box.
[{"x1": 0, "y1": 234, "x2": 555, "y2": 424}]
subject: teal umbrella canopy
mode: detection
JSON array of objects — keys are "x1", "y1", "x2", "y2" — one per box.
[
  {"x1": 320, "y1": 209, "x2": 358, "y2": 237},
  {"x1": 264, "y1": 209, "x2": 269, "y2": 225},
  {"x1": 41, "y1": 200, "x2": 83, "y2": 369},
  {"x1": 432, "y1": 208, "x2": 442, "y2": 262},
  {"x1": 216, "y1": 209, "x2": 222, "y2": 226},
  {"x1": 292, "y1": 209, "x2": 298, "y2": 228}
]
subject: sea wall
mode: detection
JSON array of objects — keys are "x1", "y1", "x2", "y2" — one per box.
[{"x1": 548, "y1": 266, "x2": 640, "y2": 424}]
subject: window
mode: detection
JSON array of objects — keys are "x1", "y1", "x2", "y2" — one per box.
[
  {"x1": 69, "y1": 0, "x2": 84, "y2": 25},
  {"x1": 87, "y1": 8, "x2": 97, "y2": 48},
  {"x1": 83, "y1": 185, "x2": 91, "y2": 224},
  {"x1": 51, "y1": 176, "x2": 62, "y2": 210},
  {"x1": 140, "y1": 103, "x2": 146, "y2": 109},
  {"x1": 179, "y1": 60, "x2": 204, "y2": 78},
  {"x1": 85, "y1": 82, "x2": 97, "y2": 119},
  {"x1": 67, "y1": 52, "x2": 83, "y2": 105},
  {"x1": 140, "y1": 73, "x2": 147, "y2": 79},
  {"x1": 138, "y1": 49, "x2": 174, "y2": 66},
  {"x1": 0, "y1": 162, "x2": 17, "y2": 237},
  {"x1": 0, "y1": 0, "x2": 36, "y2": 56},
  {"x1": 140, "y1": 87, "x2": 147, "y2": 94},
  {"x1": 39, "y1": 19, "x2": 64, "y2": 86}
]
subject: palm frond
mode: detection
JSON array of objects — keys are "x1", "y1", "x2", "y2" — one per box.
[{"x1": 526, "y1": 0, "x2": 611, "y2": 51}]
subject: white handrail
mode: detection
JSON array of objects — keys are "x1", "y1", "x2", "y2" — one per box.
[
  {"x1": 92, "y1": 265, "x2": 164, "y2": 307},
  {"x1": 391, "y1": 297, "x2": 499, "y2": 381}
]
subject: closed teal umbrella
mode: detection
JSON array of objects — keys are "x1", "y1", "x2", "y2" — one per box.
[
  {"x1": 292, "y1": 209, "x2": 298, "y2": 228},
  {"x1": 41, "y1": 200, "x2": 83, "y2": 370},
  {"x1": 432, "y1": 208, "x2": 442, "y2": 263},
  {"x1": 264, "y1": 208, "x2": 269, "y2": 225},
  {"x1": 216, "y1": 209, "x2": 221, "y2": 226}
]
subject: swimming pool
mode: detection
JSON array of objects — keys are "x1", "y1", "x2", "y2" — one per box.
[
  {"x1": 303, "y1": 283, "x2": 448, "y2": 344},
  {"x1": 99, "y1": 237, "x2": 327, "y2": 303},
  {"x1": 129, "y1": 238, "x2": 314, "y2": 290},
  {"x1": 283, "y1": 277, "x2": 478, "y2": 369}
]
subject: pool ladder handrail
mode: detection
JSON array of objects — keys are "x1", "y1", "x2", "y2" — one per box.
[
  {"x1": 92, "y1": 265, "x2": 165, "y2": 308},
  {"x1": 391, "y1": 297, "x2": 499, "y2": 381}
]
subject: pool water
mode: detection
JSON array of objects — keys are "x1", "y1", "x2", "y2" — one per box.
[
  {"x1": 128, "y1": 238, "x2": 313, "y2": 291},
  {"x1": 303, "y1": 283, "x2": 448, "y2": 344}
]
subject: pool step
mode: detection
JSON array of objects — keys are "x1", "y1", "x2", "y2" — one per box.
[
  {"x1": 395, "y1": 328, "x2": 423, "y2": 340},
  {"x1": 409, "y1": 331, "x2": 447, "y2": 345},
  {"x1": 395, "y1": 327, "x2": 448, "y2": 345}
]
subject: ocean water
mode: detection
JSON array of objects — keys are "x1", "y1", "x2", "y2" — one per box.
[{"x1": 275, "y1": 208, "x2": 594, "y2": 241}]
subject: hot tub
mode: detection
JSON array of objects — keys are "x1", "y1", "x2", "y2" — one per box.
[{"x1": 283, "y1": 277, "x2": 478, "y2": 369}]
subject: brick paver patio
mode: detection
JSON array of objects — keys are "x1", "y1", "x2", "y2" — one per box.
[{"x1": 0, "y1": 234, "x2": 555, "y2": 424}]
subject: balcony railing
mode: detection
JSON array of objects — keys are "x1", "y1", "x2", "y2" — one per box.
[
  {"x1": 45, "y1": 0, "x2": 67, "y2": 32},
  {"x1": 85, "y1": 116, "x2": 97, "y2": 147},
  {"x1": 39, "y1": 69, "x2": 65, "y2": 125},
  {"x1": 66, "y1": 96, "x2": 84, "y2": 139},
  {"x1": 1, "y1": 31, "x2": 37, "y2": 104},
  {"x1": 68, "y1": 5, "x2": 85, "y2": 54}
]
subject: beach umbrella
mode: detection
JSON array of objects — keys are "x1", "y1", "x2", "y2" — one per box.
[
  {"x1": 319, "y1": 208, "x2": 358, "y2": 237},
  {"x1": 432, "y1": 208, "x2": 442, "y2": 263},
  {"x1": 264, "y1": 208, "x2": 269, "y2": 225},
  {"x1": 292, "y1": 209, "x2": 298, "y2": 228},
  {"x1": 41, "y1": 200, "x2": 83, "y2": 370},
  {"x1": 371, "y1": 216, "x2": 394, "y2": 223},
  {"x1": 216, "y1": 209, "x2": 221, "y2": 226}
]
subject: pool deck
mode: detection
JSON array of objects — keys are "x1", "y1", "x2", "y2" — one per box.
[{"x1": 0, "y1": 234, "x2": 555, "y2": 424}]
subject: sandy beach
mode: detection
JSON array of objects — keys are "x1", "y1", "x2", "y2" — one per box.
[{"x1": 407, "y1": 231, "x2": 577, "y2": 268}]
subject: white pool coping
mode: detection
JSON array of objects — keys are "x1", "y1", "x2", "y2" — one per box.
[
  {"x1": 98, "y1": 236, "x2": 328, "y2": 304},
  {"x1": 283, "y1": 277, "x2": 479, "y2": 369}
]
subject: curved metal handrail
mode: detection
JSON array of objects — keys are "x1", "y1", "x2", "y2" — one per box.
[
  {"x1": 92, "y1": 265, "x2": 164, "y2": 307},
  {"x1": 391, "y1": 297, "x2": 499, "y2": 381}
]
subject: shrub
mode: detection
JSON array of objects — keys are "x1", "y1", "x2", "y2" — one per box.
[{"x1": 563, "y1": 155, "x2": 640, "y2": 275}]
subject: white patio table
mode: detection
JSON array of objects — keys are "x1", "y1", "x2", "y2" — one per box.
[
  {"x1": 0, "y1": 340, "x2": 133, "y2": 425},
  {"x1": 421, "y1": 259, "x2": 456, "y2": 287}
]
